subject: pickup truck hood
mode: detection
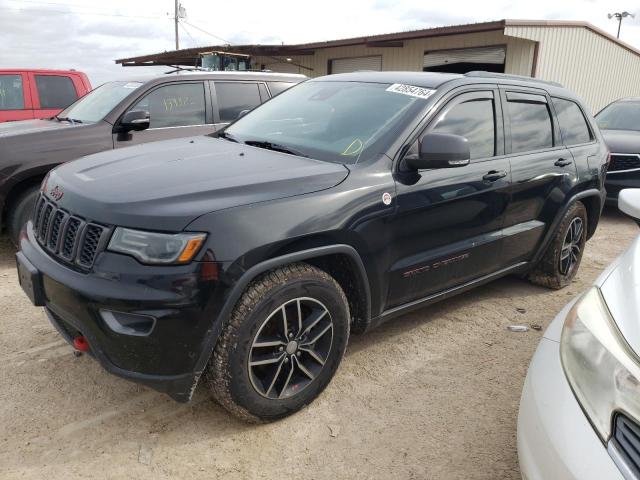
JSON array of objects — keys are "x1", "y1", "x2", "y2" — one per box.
[
  {"x1": 599, "y1": 235, "x2": 640, "y2": 357},
  {"x1": 0, "y1": 118, "x2": 76, "y2": 137},
  {"x1": 46, "y1": 136, "x2": 349, "y2": 231},
  {"x1": 601, "y1": 129, "x2": 640, "y2": 154}
]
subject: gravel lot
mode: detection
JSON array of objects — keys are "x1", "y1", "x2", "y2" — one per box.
[{"x1": 1, "y1": 208, "x2": 637, "y2": 480}]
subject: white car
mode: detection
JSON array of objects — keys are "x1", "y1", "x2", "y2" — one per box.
[{"x1": 518, "y1": 189, "x2": 640, "y2": 480}]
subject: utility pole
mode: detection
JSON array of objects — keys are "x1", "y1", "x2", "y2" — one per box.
[
  {"x1": 608, "y1": 11, "x2": 636, "y2": 39},
  {"x1": 174, "y1": 0, "x2": 179, "y2": 50}
]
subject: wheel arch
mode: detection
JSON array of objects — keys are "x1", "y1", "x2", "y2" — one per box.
[
  {"x1": 193, "y1": 244, "x2": 372, "y2": 376},
  {"x1": 531, "y1": 188, "x2": 603, "y2": 266},
  {"x1": 1, "y1": 171, "x2": 48, "y2": 230}
]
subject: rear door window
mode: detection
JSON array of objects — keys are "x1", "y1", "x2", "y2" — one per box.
[
  {"x1": 506, "y1": 92, "x2": 554, "y2": 153},
  {"x1": 431, "y1": 93, "x2": 497, "y2": 160},
  {"x1": 35, "y1": 75, "x2": 78, "y2": 109},
  {"x1": 0, "y1": 74, "x2": 25, "y2": 110},
  {"x1": 552, "y1": 97, "x2": 592, "y2": 145},
  {"x1": 215, "y1": 82, "x2": 261, "y2": 122},
  {"x1": 129, "y1": 82, "x2": 206, "y2": 128}
]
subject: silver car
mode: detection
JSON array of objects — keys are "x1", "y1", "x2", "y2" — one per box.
[{"x1": 518, "y1": 188, "x2": 640, "y2": 480}]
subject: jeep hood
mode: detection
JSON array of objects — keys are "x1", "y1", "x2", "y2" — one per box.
[
  {"x1": 0, "y1": 118, "x2": 76, "y2": 138},
  {"x1": 46, "y1": 136, "x2": 349, "y2": 231}
]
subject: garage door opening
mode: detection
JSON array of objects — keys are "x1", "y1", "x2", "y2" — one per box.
[
  {"x1": 329, "y1": 56, "x2": 382, "y2": 74},
  {"x1": 423, "y1": 46, "x2": 505, "y2": 74}
]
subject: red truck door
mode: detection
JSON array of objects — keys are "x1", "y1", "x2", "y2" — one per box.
[
  {"x1": 0, "y1": 72, "x2": 34, "y2": 122},
  {"x1": 29, "y1": 72, "x2": 82, "y2": 119}
]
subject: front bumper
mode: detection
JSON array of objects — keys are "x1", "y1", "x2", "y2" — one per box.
[
  {"x1": 517, "y1": 317, "x2": 624, "y2": 479},
  {"x1": 18, "y1": 222, "x2": 228, "y2": 402}
]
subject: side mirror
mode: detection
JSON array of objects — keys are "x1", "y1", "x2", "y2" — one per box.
[
  {"x1": 237, "y1": 109, "x2": 251, "y2": 119},
  {"x1": 119, "y1": 110, "x2": 150, "y2": 132},
  {"x1": 619, "y1": 189, "x2": 640, "y2": 221},
  {"x1": 404, "y1": 133, "x2": 471, "y2": 170}
]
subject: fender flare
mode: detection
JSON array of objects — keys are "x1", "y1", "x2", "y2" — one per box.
[
  {"x1": 530, "y1": 188, "x2": 604, "y2": 267},
  {"x1": 192, "y1": 244, "x2": 371, "y2": 375}
]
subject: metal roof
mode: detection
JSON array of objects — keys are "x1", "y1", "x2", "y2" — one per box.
[{"x1": 115, "y1": 19, "x2": 640, "y2": 67}]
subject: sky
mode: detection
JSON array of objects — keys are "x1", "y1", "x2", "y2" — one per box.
[{"x1": 1, "y1": 0, "x2": 639, "y2": 86}]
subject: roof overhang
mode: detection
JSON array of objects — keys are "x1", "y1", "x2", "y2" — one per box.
[{"x1": 115, "y1": 19, "x2": 640, "y2": 67}]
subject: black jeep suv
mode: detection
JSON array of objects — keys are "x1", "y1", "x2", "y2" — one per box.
[
  {"x1": 16, "y1": 71, "x2": 607, "y2": 421},
  {"x1": 0, "y1": 71, "x2": 305, "y2": 243}
]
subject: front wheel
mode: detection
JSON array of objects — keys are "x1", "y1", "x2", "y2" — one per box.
[
  {"x1": 8, "y1": 186, "x2": 39, "y2": 246},
  {"x1": 206, "y1": 263, "x2": 350, "y2": 422},
  {"x1": 528, "y1": 201, "x2": 587, "y2": 289}
]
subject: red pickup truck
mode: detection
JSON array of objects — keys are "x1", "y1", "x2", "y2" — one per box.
[{"x1": 0, "y1": 69, "x2": 91, "y2": 122}]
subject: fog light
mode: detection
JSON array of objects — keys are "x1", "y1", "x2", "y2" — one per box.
[{"x1": 100, "y1": 310, "x2": 156, "y2": 336}]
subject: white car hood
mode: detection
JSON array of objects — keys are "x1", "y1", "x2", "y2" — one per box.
[{"x1": 599, "y1": 235, "x2": 640, "y2": 357}]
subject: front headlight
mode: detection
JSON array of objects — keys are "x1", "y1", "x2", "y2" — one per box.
[
  {"x1": 108, "y1": 228, "x2": 206, "y2": 265},
  {"x1": 560, "y1": 287, "x2": 640, "y2": 441}
]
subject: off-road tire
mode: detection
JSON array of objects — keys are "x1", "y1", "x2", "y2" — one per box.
[
  {"x1": 8, "y1": 186, "x2": 39, "y2": 246},
  {"x1": 206, "y1": 263, "x2": 350, "y2": 422},
  {"x1": 528, "y1": 201, "x2": 587, "y2": 289}
]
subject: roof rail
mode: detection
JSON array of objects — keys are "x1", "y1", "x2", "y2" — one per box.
[
  {"x1": 464, "y1": 71, "x2": 563, "y2": 88},
  {"x1": 164, "y1": 65, "x2": 206, "y2": 74}
]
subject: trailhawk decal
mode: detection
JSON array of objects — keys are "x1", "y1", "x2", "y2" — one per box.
[
  {"x1": 402, "y1": 253, "x2": 470, "y2": 278},
  {"x1": 386, "y1": 83, "x2": 436, "y2": 99}
]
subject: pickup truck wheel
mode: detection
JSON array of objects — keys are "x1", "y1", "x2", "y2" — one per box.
[
  {"x1": 206, "y1": 263, "x2": 350, "y2": 422},
  {"x1": 7, "y1": 186, "x2": 39, "y2": 246},
  {"x1": 528, "y1": 201, "x2": 587, "y2": 290}
]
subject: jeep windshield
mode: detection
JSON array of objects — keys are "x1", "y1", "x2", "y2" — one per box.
[
  {"x1": 223, "y1": 81, "x2": 434, "y2": 164},
  {"x1": 596, "y1": 101, "x2": 640, "y2": 132},
  {"x1": 56, "y1": 81, "x2": 142, "y2": 124}
]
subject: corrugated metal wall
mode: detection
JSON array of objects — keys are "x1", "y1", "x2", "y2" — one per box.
[
  {"x1": 253, "y1": 30, "x2": 536, "y2": 78},
  {"x1": 506, "y1": 25, "x2": 640, "y2": 112}
]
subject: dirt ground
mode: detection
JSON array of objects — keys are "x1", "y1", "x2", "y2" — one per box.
[{"x1": 0, "y1": 208, "x2": 637, "y2": 480}]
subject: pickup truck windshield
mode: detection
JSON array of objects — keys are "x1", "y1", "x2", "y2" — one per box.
[
  {"x1": 224, "y1": 81, "x2": 433, "y2": 164},
  {"x1": 57, "y1": 81, "x2": 142, "y2": 124},
  {"x1": 596, "y1": 101, "x2": 640, "y2": 132}
]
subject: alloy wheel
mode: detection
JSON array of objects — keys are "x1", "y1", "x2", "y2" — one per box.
[
  {"x1": 559, "y1": 217, "x2": 583, "y2": 276},
  {"x1": 248, "y1": 297, "x2": 334, "y2": 399}
]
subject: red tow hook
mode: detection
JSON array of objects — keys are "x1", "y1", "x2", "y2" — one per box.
[{"x1": 73, "y1": 336, "x2": 90, "y2": 352}]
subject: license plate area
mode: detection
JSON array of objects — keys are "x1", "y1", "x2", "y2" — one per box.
[{"x1": 16, "y1": 251, "x2": 45, "y2": 306}]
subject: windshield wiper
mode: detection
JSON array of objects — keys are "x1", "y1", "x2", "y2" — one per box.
[
  {"x1": 55, "y1": 116, "x2": 82, "y2": 124},
  {"x1": 217, "y1": 130, "x2": 238, "y2": 142},
  {"x1": 244, "y1": 140, "x2": 309, "y2": 158}
]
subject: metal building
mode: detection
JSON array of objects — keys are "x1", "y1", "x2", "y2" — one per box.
[{"x1": 116, "y1": 19, "x2": 640, "y2": 112}]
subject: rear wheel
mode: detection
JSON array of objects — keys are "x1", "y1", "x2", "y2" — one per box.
[
  {"x1": 206, "y1": 263, "x2": 350, "y2": 422},
  {"x1": 7, "y1": 186, "x2": 39, "y2": 246},
  {"x1": 528, "y1": 201, "x2": 587, "y2": 289}
]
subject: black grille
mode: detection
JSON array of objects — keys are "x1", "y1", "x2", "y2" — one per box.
[
  {"x1": 32, "y1": 194, "x2": 109, "y2": 270},
  {"x1": 78, "y1": 224, "x2": 104, "y2": 267},
  {"x1": 61, "y1": 218, "x2": 81, "y2": 260},
  {"x1": 612, "y1": 414, "x2": 640, "y2": 477},
  {"x1": 609, "y1": 154, "x2": 640, "y2": 172}
]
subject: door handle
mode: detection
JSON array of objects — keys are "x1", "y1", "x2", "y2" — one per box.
[
  {"x1": 483, "y1": 170, "x2": 507, "y2": 182},
  {"x1": 555, "y1": 158, "x2": 573, "y2": 167}
]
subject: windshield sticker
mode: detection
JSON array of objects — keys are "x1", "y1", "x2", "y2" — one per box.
[
  {"x1": 123, "y1": 82, "x2": 141, "y2": 89},
  {"x1": 341, "y1": 138, "x2": 364, "y2": 156},
  {"x1": 386, "y1": 83, "x2": 436, "y2": 99}
]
